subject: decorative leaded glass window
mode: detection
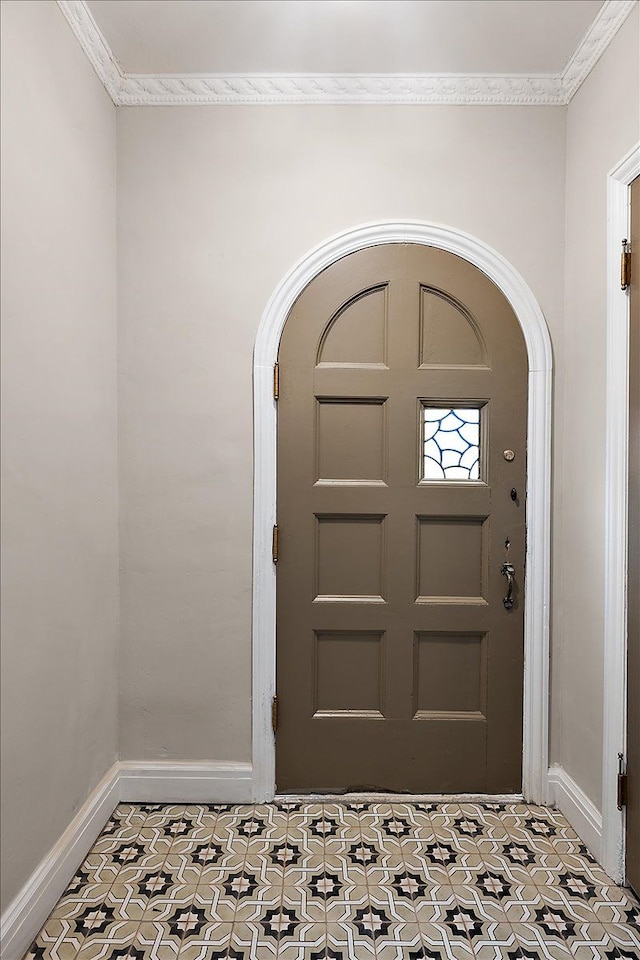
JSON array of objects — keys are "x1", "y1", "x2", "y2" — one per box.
[{"x1": 422, "y1": 407, "x2": 481, "y2": 481}]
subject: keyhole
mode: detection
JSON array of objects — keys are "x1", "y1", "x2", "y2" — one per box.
[
  {"x1": 505, "y1": 537, "x2": 511, "y2": 553},
  {"x1": 511, "y1": 488, "x2": 518, "y2": 502}
]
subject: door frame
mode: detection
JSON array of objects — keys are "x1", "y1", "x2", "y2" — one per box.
[
  {"x1": 602, "y1": 144, "x2": 640, "y2": 884},
  {"x1": 252, "y1": 221, "x2": 552, "y2": 803}
]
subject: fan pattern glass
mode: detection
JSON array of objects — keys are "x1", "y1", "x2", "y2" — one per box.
[{"x1": 423, "y1": 407, "x2": 481, "y2": 481}]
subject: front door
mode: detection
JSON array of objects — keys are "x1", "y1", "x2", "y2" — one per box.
[{"x1": 276, "y1": 243, "x2": 528, "y2": 793}]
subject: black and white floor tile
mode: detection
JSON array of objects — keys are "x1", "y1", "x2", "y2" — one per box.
[{"x1": 25, "y1": 801, "x2": 640, "y2": 959}]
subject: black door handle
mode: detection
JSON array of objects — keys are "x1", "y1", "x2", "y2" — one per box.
[{"x1": 501, "y1": 562, "x2": 515, "y2": 610}]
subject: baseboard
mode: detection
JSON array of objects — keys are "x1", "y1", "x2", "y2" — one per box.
[
  {"x1": 117, "y1": 761, "x2": 253, "y2": 803},
  {"x1": 0, "y1": 760, "x2": 254, "y2": 960},
  {"x1": 0, "y1": 764, "x2": 120, "y2": 960},
  {"x1": 547, "y1": 764, "x2": 603, "y2": 863}
]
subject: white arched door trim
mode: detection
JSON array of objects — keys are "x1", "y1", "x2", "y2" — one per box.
[{"x1": 252, "y1": 221, "x2": 552, "y2": 803}]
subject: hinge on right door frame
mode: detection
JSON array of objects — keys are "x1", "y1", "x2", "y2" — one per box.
[
  {"x1": 272, "y1": 524, "x2": 279, "y2": 564},
  {"x1": 273, "y1": 362, "x2": 280, "y2": 401},
  {"x1": 617, "y1": 752, "x2": 628, "y2": 809},
  {"x1": 621, "y1": 239, "x2": 631, "y2": 290},
  {"x1": 271, "y1": 695, "x2": 278, "y2": 734}
]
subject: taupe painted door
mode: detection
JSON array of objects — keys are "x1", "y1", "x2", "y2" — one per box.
[
  {"x1": 627, "y1": 175, "x2": 640, "y2": 895},
  {"x1": 276, "y1": 243, "x2": 527, "y2": 793}
]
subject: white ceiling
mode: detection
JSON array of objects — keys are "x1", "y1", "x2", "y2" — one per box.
[{"x1": 86, "y1": 0, "x2": 604, "y2": 77}]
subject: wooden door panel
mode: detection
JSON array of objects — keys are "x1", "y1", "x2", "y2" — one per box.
[
  {"x1": 316, "y1": 399, "x2": 386, "y2": 482},
  {"x1": 277, "y1": 243, "x2": 527, "y2": 793},
  {"x1": 318, "y1": 283, "x2": 389, "y2": 366},
  {"x1": 413, "y1": 632, "x2": 487, "y2": 715},
  {"x1": 315, "y1": 515, "x2": 385, "y2": 600},
  {"x1": 416, "y1": 517, "x2": 487, "y2": 599},
  {"x1": 420, "y1": 286, "x2": 488, "y2": 367}
]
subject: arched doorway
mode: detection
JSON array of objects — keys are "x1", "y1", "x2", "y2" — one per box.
[{"x1": 252, "y1": 222, "x2": 552, "y2": 803}]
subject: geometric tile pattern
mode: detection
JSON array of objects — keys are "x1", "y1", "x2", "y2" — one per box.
[{"x1": 25, "y1": 801, "x2": 640, "y2": 960}]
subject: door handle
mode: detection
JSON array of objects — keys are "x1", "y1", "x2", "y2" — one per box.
[{"x1": 501, "y1": 562, "x2": 515, "y2": 610}]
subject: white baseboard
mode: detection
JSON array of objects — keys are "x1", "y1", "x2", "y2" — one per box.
[
  {"x1": 0, "y1": 764, "x2": 120, "y2": 960},
  {"x1": 117, "y1": 761, "x2": 253, "y2": 803},
  {"x1": 0, "y1": 760, "x2": 254, "y2": 960},
  {"x1": 548, "y1": 764, "x2": 603, "y2": 863}
]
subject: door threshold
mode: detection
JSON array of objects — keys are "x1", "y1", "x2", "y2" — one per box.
[{"x1": 274, "y1": 792, "x2": 526, "y2": 803}]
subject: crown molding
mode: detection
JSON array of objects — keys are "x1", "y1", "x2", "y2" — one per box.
[
  {"x1": 561, "y1": 0, "x2": 637, "y2": 100},
  {"x1": 57, "y1": 0, "x2": 123, "y2": 103},
  {"x1": 57, "y1": 0, "x2": 636, "y2": 107},
  {"x1": 119, "y1": 73, "x2": 566, "y2": 107}
]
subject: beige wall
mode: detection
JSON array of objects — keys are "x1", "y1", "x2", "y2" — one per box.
[
  {"x1": 2, "y1": 6, "x2": 637, "y2": 911},
  {"x1": 0, "y1": 1, "x2": 118, "y2": 912},
  {"x1": 550, "y1": 7, "x2": 640, "y2": 809},
  {"x1": 117, "y1": 104, "x2": 566, "y2": 761}
]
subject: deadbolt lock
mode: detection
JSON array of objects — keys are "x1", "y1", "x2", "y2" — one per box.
[{"x1": 503, "y1": 449, "x2": 515, "y2": 462}]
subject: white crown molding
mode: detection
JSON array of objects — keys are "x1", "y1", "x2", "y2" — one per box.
[
  {"x1": 118, "y1": 73, "x2": 566, "y2": 107},
  {"x1": 56, "y1": 0, "x2": 124, "y2": 103},
  {"x1": 562, "y1": 0, "x2": 637, "y2": 100},
  {"x1": 57, "y1": 0, "x2": 636, "y2": 107}
]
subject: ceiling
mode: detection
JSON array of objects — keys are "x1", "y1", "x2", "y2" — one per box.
[{"x1": 87, "y1": 0, "x2": 603, "y2": 77}]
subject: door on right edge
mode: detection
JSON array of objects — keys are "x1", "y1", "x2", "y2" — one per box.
[{"x1": 627, "y1": 174, "x2": 640, "y2": 897}]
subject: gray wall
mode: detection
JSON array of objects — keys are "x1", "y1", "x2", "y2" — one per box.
[
  {"x1": 2, "y1": 0, "x2": 639, "y2": 914},
  {"x1": 550, "y1": 5, "x2": 640, "y2": 808},
  {"x1": 117, "y1": 103, "x2": 566, "y2": 761},
  {"x1": 117, "y1": 9, "x2": 640, "y2": 807},
  {"x1": 0, "y1": 1, "x2": 118, "y2": 912}
]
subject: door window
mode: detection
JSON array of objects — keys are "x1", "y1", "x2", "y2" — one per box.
[{"x1": 422, "y1": 406, "x2": 482, "y2": 481}]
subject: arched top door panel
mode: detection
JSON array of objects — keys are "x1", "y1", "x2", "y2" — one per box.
[
  {"x1": 317, "y1": 284, "x2": 389, "y2": 367},
  {"x1": 284, "y1": 244, "x2": 525, "y2": 381},
  {"x1": 419, "y1": 286, "x2": 488, "y2": 368}
]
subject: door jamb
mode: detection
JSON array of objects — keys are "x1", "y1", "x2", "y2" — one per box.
[
  {"x1": 602, "y1": 144, "x2": 640, "y2": 884},
  {"x1": 252, "y1": 221, "x2": 553, "y2": 803}
]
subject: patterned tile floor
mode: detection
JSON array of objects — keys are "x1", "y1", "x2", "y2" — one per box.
[{"x1": 26, "y1": 800, "x2": 640, "y2": 960}]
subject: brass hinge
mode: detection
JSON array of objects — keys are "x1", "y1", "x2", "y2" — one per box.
[
  {"x1": 271, "y1": 695, "x2": 278, "y2": 734},
  {"x1": 272, "y1": 524, "x2": 279, "y2": 564},
  {"x1": 621, "y1": 239, "x2": 631, "y2": 290},
  {"x1": 617, "y1": 753, "x2": 628, "y2": 809},
  {"x1": 273, "y1": 363, "x2": 280, "y2": 401}
]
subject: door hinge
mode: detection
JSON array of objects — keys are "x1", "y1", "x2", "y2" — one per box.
[
  {"x1": 621, "y1": 239, "x2": 631, "y2": 290},
  {"x1": 273, "y1": 362, "x2": 280, "y2": 401},
  {"x1": 272, "y1": 524, "x2": 279, "y2": 564},
  {"x1": 617, "y1": 753, "x2": 628, "y2": 809},
  {"x1": 271, "y1": 695, "x2": 278, "y2": 734}
]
